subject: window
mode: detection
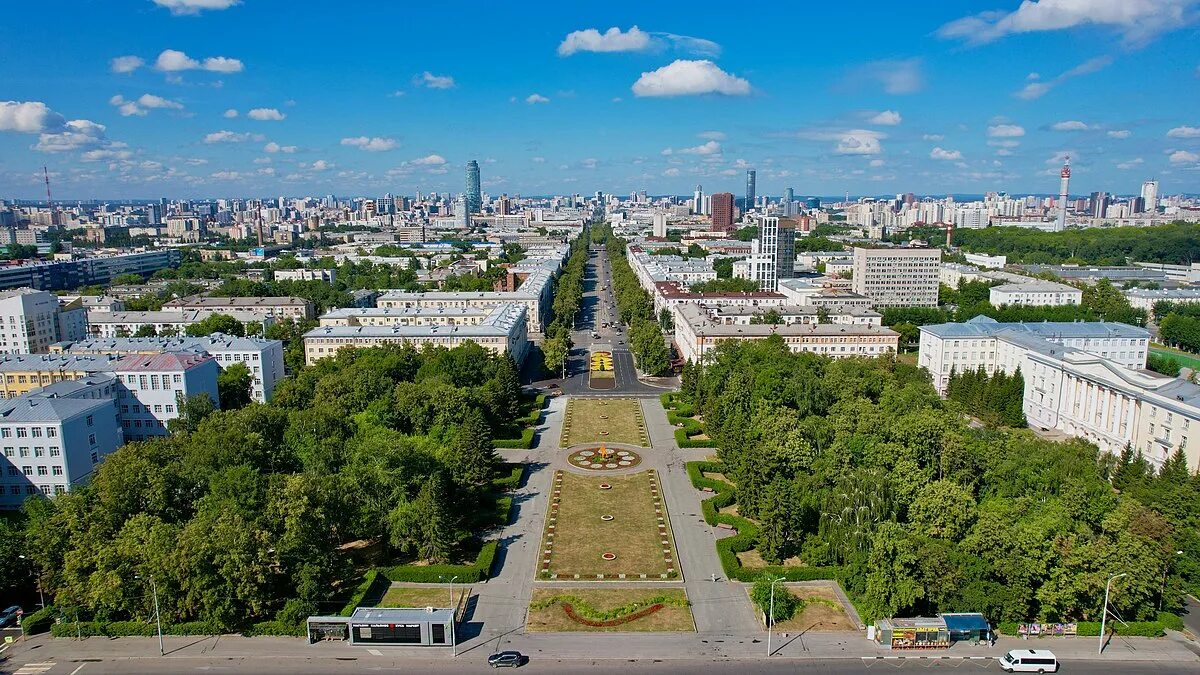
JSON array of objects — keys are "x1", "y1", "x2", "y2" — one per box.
[
  {"x1": 88, "y1": 434, "x2": 96, "y2": 445},
  {"x1": 165, "y1": 404, "x2": 174, "y2": 413},
  {"x1": 22, "y1": 466, "x2": 32, "y2": 476},
  {"x1": 15, "y1": 428, "x2": 27, "y2": 438},
  {"x1": 86, "y1": 415, "x2": 94, "y2": 427},
  {"x1": 1, "y1": 447, "x2": 10, "y2": 457},
  {"x1": 0, "y1": 429, "x2": 8, "y2": 439},
  {"x1": 46, "y1": 427, "x2": 56, "y2": 438},
  {"x1": 18, "y1": 448, "x2": 29, "y2": 458},
  {"x1": 52, "y1": 466, "x2": 63, "y2": 476},
  {"x1": 31, "y1": 427, "x2": 42, "y2": 438},
  {"x1": 33, "y1": 447, "x2": 44, "y2": 457},
  {"x1": 49, "y1": 448, "x2": 59, "y2": 457},
  {"x1": 37, "y1": 466, "x2": 48, "y2": 476}
]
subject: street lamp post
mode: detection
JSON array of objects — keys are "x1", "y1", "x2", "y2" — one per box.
[
  {"x1": 766, "y1": 577, "x2": 785, "y2": 657},
  {"x1": 136, "y1": 573, "x2": 164, "y2": 656},
  {"x1": 439, "y1": 575, "x2": 458, "y2": 657},
  {"x1": 1098, "y1": 572, "x2": 1128, "y2": 655}
]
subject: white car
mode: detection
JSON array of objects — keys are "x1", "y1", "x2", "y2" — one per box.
[{"x1": 999, "y1": 649, "x2": 1058, "y2": 673}]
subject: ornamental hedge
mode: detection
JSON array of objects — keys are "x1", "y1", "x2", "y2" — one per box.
[
  {"x1": 376, "y1": 539, "x2": 498, "y2": 583},
  {"x1": 20, "y1": 605, "x2": 56, "y2": 635},
  {"x1": 530, "y1": 593, "x2": 690, "y2": 622}
]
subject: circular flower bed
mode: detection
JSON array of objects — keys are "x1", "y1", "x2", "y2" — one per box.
[
  {"x1": 600, "y1": 514, "x2": 615, "y2": 521},
  {"x1": 601, "y1": 552, "x2": 617, "y2": 561},
  {"x1": 569, "y1": 447, "x2": 641, "y2": 471}
]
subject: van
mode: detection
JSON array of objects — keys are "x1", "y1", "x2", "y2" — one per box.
[{"x1": 999, "y1": 649, "x2": 1058, "y2": 673}]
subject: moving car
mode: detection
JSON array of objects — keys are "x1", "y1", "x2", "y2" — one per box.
[
  {"x1": 0, "y1": 605, "x2": 22, "y2": 628},
  {"x1": 488, "y1": 651, "x2": 526, "y2": 668},
  {"x1": 999, "y1": 649, "x2": 1058, "y2": 673}
]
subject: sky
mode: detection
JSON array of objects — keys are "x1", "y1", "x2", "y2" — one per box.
[{"x1": 2, "y1": 0, "x2": 1200, "y2": 200}]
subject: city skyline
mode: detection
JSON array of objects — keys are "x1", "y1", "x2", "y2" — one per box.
[{"x1": 2, "y1": 1, "x2": 1200, "y2": 199}]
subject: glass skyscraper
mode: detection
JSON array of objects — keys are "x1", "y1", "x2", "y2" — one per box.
[
  {"x1": 465, "y1": 160, "x2": 481, "y2": 213},
  {"x1": 745, "y1": 169, "x2": 756, "y2": 210}
]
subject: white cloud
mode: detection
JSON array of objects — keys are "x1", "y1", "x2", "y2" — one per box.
[
  {"x1": 987, "y1": 124, "x2": 1025, "y2": 137},
  {"x1": 632, "y1": 59, "x2": 750, "y2": 97},
  {"x1": 679, "y1": 140, "x2": 721, "y2": 155},
  {"x1": 263, "y1": 142, "x2": 296, "y2": 153},
  {"x1": 1169, "y1": 150, "x2": 1199, "y2": 164},
  {"x1": 938, "y1": 0, "x2": 1194, "y2": 46},
  {"x1": 1014, "y1": 56, "x2": 1112, "y2": 99},
  {"x1": 154, "y1": 49, "x2": 243, "y2": 73},
  {"x1": 525, "y1": 93, "x2": 550, "y2": 104},
  {"x1": 698, "y1": 131, "x2": 726, "y2": 140},
  {"x1": 204, "y1": 130, "x2": 263, "y2": 143},
  {"x1": 835, "y1": 130, "x2": 884, "y2": 155},
  {"x1": 309, "y1": 159, "x2": 332, "y2": 172},
  {"x1": 111, "y1": 55, "x2": 144, "y2": 73},
  {"x1": 257, "y1": 167, "x2": 275, "y2": 176},
  {"x1": 922, "y1": 133, "x2": 944, "y2": 141},
  {"x1": 247, "y1": 108, "x2": 285, "y2": 121},
  {"x1": 1167, "y1": 125, "x2": 1200, "y2": 138},
  {"x1": 662, "y1": 167, "x2": 681, "y2": 177},
  {"x1": 37, "y1": 119, "x2": 109, "y2": 152},
  {"x1": 930, "y1": 146, "x2": 963, "y2": 160},
  {"x1": 109, "y1": 95, "x2": 146, "y2": 117},
  {"x1": 988, "y1": 139, "x2": 1020, "y2": 148},
  {"x1": 1107, "y1": 129, "x2": 1132, "y2": 139},
  {"x1": 558, "y1": 26, "x2": 652, "y2": 56},
  {"x1": 869, "y1": 159, "x2": 885, "y2": 167},
  {"x1": 869, "y1": 110, "x2": 902, "y2": 125},
  {"x1": 416, "y1": 72, "x2": 455, "y2": 89},
  {"x1": 202, "y1": 57, "x2": 244, "y2": 73},
  {"x1": 155, "y1": 49, "x2": 199, "y2": 71},
  {"x1": 410, "y1": 154, "x2": 446, "y2": 166},
  {"x1": 341, "y1": 136, "x2": 397, "y2": 152},
  {"x1": 109, "y1": 93, "x2": 182, "y2": 117},
  {"x1": 996, "y1": 149, "x2": 1014, "y2": 157},
  {"x1": 81, "y1": 148, "x2": 133, "y2": 162},
  {"x1": 844, "y1": 58, "x2": 924, "y2": 95},
  {"x1": 1052, "y1": 120, "x2": 1092, "y2": 131},
  {"x1": 209, "y1": 170, "x2": 243, "y2": 180},
  {"x1": 138, "y1": 94, "x2": 183, "y2": 110},
  {"x1": 659, "y1": 148, "x2": 673, "y2": 156},
  {"x1": 223, "y1": 108, "x2": 238, "y2": 118},
  {"x1": 153, "y1": 0, "x2": 239, "y2": 16},
  {"x1": 1116, "y1": 157, "x2": 1144, "y2": 169},
  {"x1": 252, "y1": 156, "x2": 271, "y2": 165},
  {"x1": 531, "y1": 156, "x2": 546, "y2": 163},
  {"x1": 557, "y1": 26, "x2": 719, "y2": 57},
  {"x1": 389, "y1": 90, "x2": 406, "y2": 98}
]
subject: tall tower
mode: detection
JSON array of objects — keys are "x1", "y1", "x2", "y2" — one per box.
[
  {"x1": 1057, "y1": 156, "x2": 1070, "y2": 231},
  {"x1": 464, "y1": 160, "x2": 482, "y2": 213},
  {"x1": 1141, "y1": 180, "x2": 1159, "y2": 213},
  {"x1": 693, "y1": 185, "x2": 703, "y2": 214},
  {"x1": 745, "y1": 170, "x2": 757, "y2": 210}
]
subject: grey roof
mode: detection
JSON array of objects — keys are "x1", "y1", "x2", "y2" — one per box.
[
  {"x1": 62, "y1": 333, "x2": 280, "y2": 354},
  {"x1": 0, "y1": 354, "x2": 120, "y2": 373},
  {"x1": 920, "y1": 316, "x2": 1148, "y2": 340},
  {"x1": 306, "y1": 303, "x2": 525, "y2": 339},
  {"x1": 350, "y1": 607, "x2": 454, "y2": 623},
  {"x1": 0, "y1": 394, "x2": 112, "y2": 423}
]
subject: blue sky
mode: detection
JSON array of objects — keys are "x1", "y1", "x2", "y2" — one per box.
[{"x1": 2, "y1": 0, "x2": 1199, "y2": 199}]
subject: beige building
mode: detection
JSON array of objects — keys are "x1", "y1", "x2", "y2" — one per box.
[
  {"x1": 851, "y1": 247, "x2": 941, "y2": 308},
  {"x1": 672, "y1": 303, "x2": 898, "y2": 364},
  {"x1": 164, "y1": 295, "x2": 314, "y2": 321}
]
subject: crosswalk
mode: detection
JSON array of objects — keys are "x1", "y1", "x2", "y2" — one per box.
[{"x1": 12, "y1": 662, "x2": 55, "y2": 675}]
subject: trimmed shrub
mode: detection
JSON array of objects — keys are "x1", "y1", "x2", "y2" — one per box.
[
  {"x1": 20, "y1": 605, "x2": 56, "y2": 635},
  {"x1": 51, "y1": 620, "x2": 222, "y2": 637},
  {"x1": 243, "y1": 620, "x2": 305, "y2": 637},
  {"x1": 675, "y1": 428, "x2": 713, "y2": 448},
  {"x1": 378, "y1": 539, "x2": 499, "y2": 583},
  {"x1": 494, "y1": 427, "x2": 535, "y2": 449},
  {"x1": 493, "y1": 463, "x2": 525, "y2": 490},
  {"x1": 1158, "y1": 611, "x2": 1184, "y2": 632},
  {"x1": 339, "y1": 569, "x2": 385, "y2": 616},
  {"x1": 997, "y1": 621, "x2": 1165, "y2": 638}
]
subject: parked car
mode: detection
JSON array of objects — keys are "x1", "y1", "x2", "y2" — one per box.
[
  {"x1": 488, "y1": 651, "x2": 526, "y2": 668},
  {"x1": 0, "y1": 605, "x2": 22, "y2": 628}
]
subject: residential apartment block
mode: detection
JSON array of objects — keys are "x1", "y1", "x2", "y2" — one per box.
[
  {"x1": 851, "y1": 247, "x2": 941, "y2": 308},
  {"x1": 163, "y1": 295, "x2": 315, "y2": 321},
  {"x1": 989, "y1": 280, "x2": 1082, "y2": 307},
  {"x1": 0, "y1": 288, "x2": 87, "y2": 354},
  {"x1": 113, "y1": 353, "x2": 220, "y2": 441}
]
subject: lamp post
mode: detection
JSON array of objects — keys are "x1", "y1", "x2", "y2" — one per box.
[
  {"x1": 439, "y1": 575, "x2": 458, "y2": 657},
  {"x1": 1159, "y1": 551, "x2": 1184, "y2": 611},
  {"x1": 17, "y1": 555, "x2": 44, "y2": 609},
  {"x1": 136, "y1": 573, "x2": 164, "y2": 656},
  {"x1": 766, "y1": 577, "x2": 785, "y2": 657},
  {"x1": 1098, "y1": 572, "x2": 1127, "y2": 655}
]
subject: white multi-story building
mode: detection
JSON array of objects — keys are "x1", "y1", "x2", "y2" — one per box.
[
  {"x1": 0, "y1": 288, "x2": 87, "y2": 354},
  {"x1": 58, "y1": 334, "x2": 285, "y2": 403},
  {"x1": 0, "y1": 374, "x2": 123, "y2": 509},
  {"x1": 376, "y1": 264, "x2": 555, "y2": 333},
  {"x1": 695, "y1": 304, "x2": 882, "y2": 327},
  {"x1": 85, "y1": 309, "x2": 277, "y2": 339},
  {"x1": 776, "y1": 279, "x2": 873, "y2": 309},
  {"x1": 164, "y1": 295, "x2": 315, "y2": 321},
  {"x1": 673, "y1": 303, "x2": 898, "y2": 363},
  {"x1": 302, "y1": 302, "x2": 529, "y2": 366},
  {"x1": 1124, "y1": 287, "x2": 1200, "y2": 313},
  {"x1": 732, "y1": 216, "x2": 795, "y2": 292},
  {"x1": 851, "y1": 247, "x2": 941, "y2": 308},
  {"x1": 917, "y1": 315, "x2": 1149, "y2": 395},
  {"x1": 113, "y1": 353, "x2": 221, "y2": 441},
  {"x1": 989, "y1": 280, "x2": 1083, "y2": 307},
  {"x1": 273, "y1": 268, "x2": 337, "y2": 283}
]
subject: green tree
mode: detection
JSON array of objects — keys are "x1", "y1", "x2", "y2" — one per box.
[
  {"x1": 388, "y1": 473, "x2": 462, "y2": 564},
  {"x1": 185, "y1": 313, "x2": 246, "y2": 337},
  {"x1": 217, "y1": 363, "x2": 255, "y2": 410},
  {"x1": 168, "y1": 393, "x2": 217, "y2": 434},
  {"x1": 750, "y1": 576, "x2": 799, "y2": 624},
  {"x1": 908, "y1": 480, "x2": 977, "y2": 540},
  {"x1": 542, "y1": 336, "x2": 570, "y2": 377},
  {"x1": 444, "y1": 408, "x2": 498, "y2": 496},
  {"x1": 133, "y1": 324, "x2": 158, "y2": 337}
]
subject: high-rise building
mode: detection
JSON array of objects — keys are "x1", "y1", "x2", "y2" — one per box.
[
  {"x1": 851, "y1": 247, "x2": 941, "y2": 308},
  {"x1": 745, "y1": 170, "x2": 756, "y2": 210},
  {"x1": 710, "y1": 192, "x2": 734, "y2": 232},
  {"x1": 652, "y1": 213, "x2": 668, "y2": 238},
  {"x1": 1090, "y1": 191, "x2": 1109, "y2": 218},
  {"x1": 693, "y1": 185, "x2": 704, "y2": 214},
  {"x1": 465, "y1": 160, "x2": 482, "y2": 213},
  {"x1": 1056, "y1": 157, "x2": 1070, "y2": 231},
  {"x1": 732, "y1": 216, "x2": 795, "y2": 291},
  {"x1": 1141, "y1": 180, "x2": 1159, "y2": 213}
]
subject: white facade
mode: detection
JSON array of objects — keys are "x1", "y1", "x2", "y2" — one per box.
[
  {"x1": 989, "y1": 280, "x2": 1083, "y2": 307},
  {"x1": 85, "y1": 309, "x2": 277, "y2": 339},
  {"x1": 0, "y1": 376, "x2": 123, "y2": 509},
  {"x1": 273, "y1": 268, "x2": 337, "y2": 283},
  {"x1": 918, "y1": 316, "x2": 1150, "y2": 395},
  {"x1": 114, "y1": 353, "x2": 221, "y2": 441},
  {"x1": 1124, "y1": 287, "x2": 1200, "y2": 313},
  {"x1": 0, "y1": 288, "x2": 74, "y2": 354}
]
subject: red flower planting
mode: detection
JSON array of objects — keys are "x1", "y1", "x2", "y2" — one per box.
[{"x1": 562, "y1": 603, "x2": 665, "y2": 627}]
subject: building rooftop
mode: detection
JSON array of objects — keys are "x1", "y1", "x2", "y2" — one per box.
[
  {"x1": 920, "y1": 315, "x2": 1148, "y2": 340},
  {"x1": 165, "y1": 295, "x2": 311, "y2": 308},
  {"x1": 58, "y1": 333, "x2": 280, "y2": 354},
  {"x1": 0, "y1": 354, "x2": 120, "y2": 373},
  {"x1": 349, "y1": 607, "x2": 454, "y2": 623},
  {"x1": 0, "y1": 393, "x2": 112, "y2": 423},
  {"x1": 114, "y1": 352, "x2": 215, "y2": 372},
  {"x1": 991, "y1": 279, "x2": 1080, "y2": 293}
]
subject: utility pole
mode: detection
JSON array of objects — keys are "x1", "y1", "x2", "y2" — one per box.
[
  {"x1": 137, "y1": 573, "x2": 164, "y2": 656},
  {"x1": 1098, "y1": 572, "x2": 1127, "y2": 655},
  {"x1": 767, "y1": 577, "x2": 785, "y2": 657}
]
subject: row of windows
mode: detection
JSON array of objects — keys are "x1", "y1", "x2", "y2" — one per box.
[
  {"x1": 0, "y1": 484, "x2": 65, "y2": 497},
  {"x1": 121, "y1": 403, "x2": 175, "y2": 415},
  {"x1": 3, "y1": 447, "x2": 61, "y2": 458},
  {"x1": 120, "y1": 373, "x2": 184, "y2": 389},
  {"x1": 5, "y1": 465, "x2": 64, "y2": 476},
  {"x1": 0, "y1": 426, "x2": 58, "y2": 438}
]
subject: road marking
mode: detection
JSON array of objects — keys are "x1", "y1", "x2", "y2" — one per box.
[
  {"x1": 367, "y1": 648, "x2": 383, "y2": 656},
  {"x1": 69, "y1": 665, "x2": 87, "y2": 675},
  {"x1": 14, "y1": 663, "x2": 55, "y2": 675}
]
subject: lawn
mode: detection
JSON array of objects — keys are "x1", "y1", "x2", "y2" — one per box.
[
  {"x1": 748, "y1": 584, "x2": 856, "y2": 632},
  {"x1": 526, "y1": 588, "x2": 694, "y2": 632},
  {"x1": 539, "y1": 470, "x2": 678, "y2": 579},
  {"x1": 561, "y1": 397, "x2": 649, "y2": 447},
  {"x1": 379, "y1": 586, "x2": 470, "y2": 610},
  {"x1": 1150, "y1": 344, "x2": 1200, "y2": 371}
]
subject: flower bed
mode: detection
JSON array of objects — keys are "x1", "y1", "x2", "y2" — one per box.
[{"x1": 563, "y1": 602, "x2": 664, "y2": 627}]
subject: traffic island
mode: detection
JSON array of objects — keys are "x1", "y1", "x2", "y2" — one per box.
[{"x1": 539, "y1": 469, "x2": 679, "y2": 580}]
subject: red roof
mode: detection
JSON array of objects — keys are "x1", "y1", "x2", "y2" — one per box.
[{"x1": 114, "y1": 352, "x2": 214, "y2": 372}]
